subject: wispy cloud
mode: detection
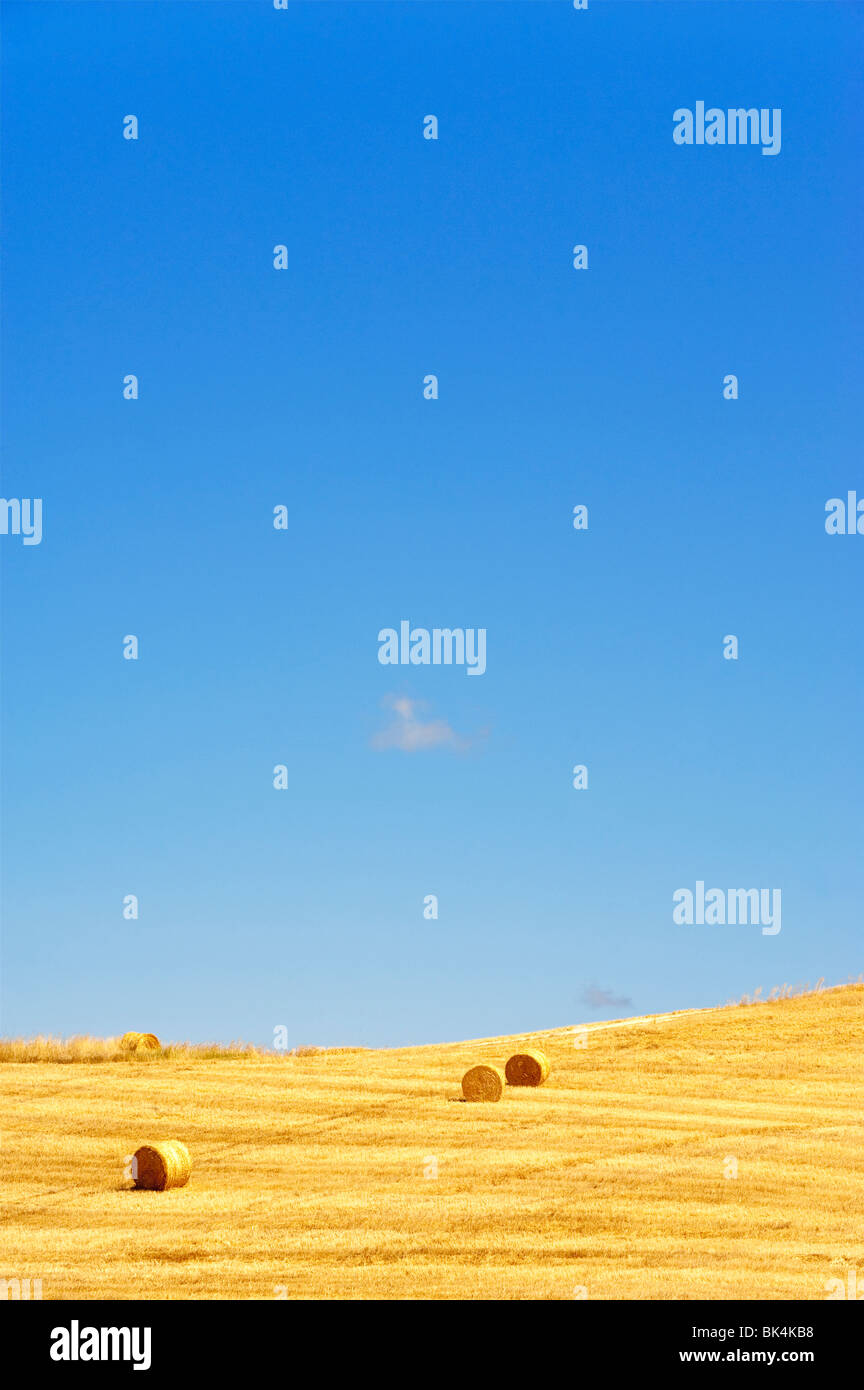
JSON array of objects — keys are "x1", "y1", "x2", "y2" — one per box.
[
  {"x1": 580, "y1": 985, "x2": 633, "y2": 1012},
  {"x1": 371, "y1": 695, "x2": 471, "y2": 753}
]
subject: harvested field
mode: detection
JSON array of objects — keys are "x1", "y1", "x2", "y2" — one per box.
[{"x1": 0, "y1": 987, "x2": 861, "y2": 1300}]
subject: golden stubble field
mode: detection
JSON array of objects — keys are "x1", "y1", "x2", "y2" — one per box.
[{"x1": 1, "y1": 986, "x2": 862, "y2": 1300}]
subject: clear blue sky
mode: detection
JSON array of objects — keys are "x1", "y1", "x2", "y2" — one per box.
[{"x1": 2, "y1": 1, "x2": 861, "y2": 1047}]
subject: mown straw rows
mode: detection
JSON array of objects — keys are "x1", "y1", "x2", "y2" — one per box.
[{"x1": 0, "y1": 986, "x2": 860, "y2": 1299}]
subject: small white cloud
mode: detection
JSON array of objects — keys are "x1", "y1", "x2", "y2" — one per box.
[
  {"x1": 580, "y1": 985, "x2": 633, "y2": 1012},
  {"x1": 371, "y1": 695, "x2": 470, "y2": 753}
]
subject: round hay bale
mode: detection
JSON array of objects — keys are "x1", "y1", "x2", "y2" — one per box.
[
  {"x1": 505, "y1": 1049, "x2": 550, "y2": 1087},
  {"x1": 135, "y1": 1033, "x2": 161, "y2": 1052},
  {"x1": 461, "y1": 1064, "x2": 505, "y2": 1102},
  {"x1": 120, "y1": 1032, "x2": 142, "y2": 1051},
  {"x1": 132, "y1": 1140, "x2": 191, "y2": 1191}
]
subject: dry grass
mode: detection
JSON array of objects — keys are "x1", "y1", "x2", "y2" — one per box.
[
  {"x1": 0, "y1": 1037, "x2": 294, "y2": 1064},
  {"x1": 724, "y1": 975, "x2": 861, "y2": 1007},
  {"x1": 0, "y1": 985, "x2": 862, "y2": 1300}
]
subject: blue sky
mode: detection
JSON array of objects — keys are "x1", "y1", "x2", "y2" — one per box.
[{"x1": 1, "y1": 1, "x2": 861, "y2": 1047}]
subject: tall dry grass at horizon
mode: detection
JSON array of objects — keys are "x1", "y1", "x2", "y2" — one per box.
[
  {"x1": 1, "y1": 985, "x2": 861, "y2": 1300},
  {"x1": 0, "y1": 1036, "x2": 370, "y2": 1063}
]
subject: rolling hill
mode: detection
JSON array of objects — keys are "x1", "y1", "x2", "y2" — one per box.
[{"x1": 1, "y1": 985, "x2": 861, "y2": 1300}]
